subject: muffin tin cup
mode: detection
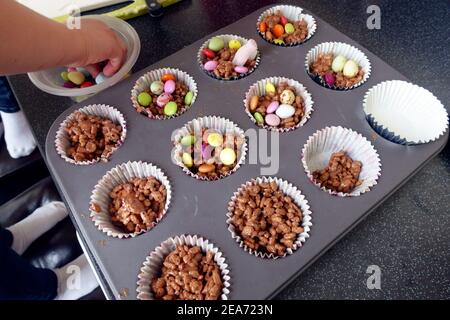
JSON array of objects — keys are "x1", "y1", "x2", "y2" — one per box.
[
  {"x1": 256, "y1": 5, "x2": 317, "y2": 47},
  {"x1": 131, "y1": 68, "x2": 198, "y2": 120},
  {"x1": 302, "y1": 126, "x2": 381, "y2": 197},
  {"x1": 244, "y1": 76, "x2": 314, "y2": 132},
  {"x1": 226, "y1": 176, "x2": 313, "y2": 259},
  {"x1": 305, "y1": 42, "x2": 372, "y2": 91},
  {"x1": 89, "y1": 161, "x2": 172, "y2": 239},
  {"x1": 363, "y1": 80, "x2": 449, "y2": 145},
  {"x1": 136, "y1": 234, "x2": 231, "y2": 300},
  {"x1": 172, "y1": 116, "x2": 248, "y2": 181},
  {"x1": 197, "y1": 34, "x2": 261, "y2": 81},
  {"x1": 55, "y1": 104, "x2": 127, "y2": 165}
]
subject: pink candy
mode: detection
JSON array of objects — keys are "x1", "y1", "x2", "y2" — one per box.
[
  {"x1": 266, "y1": 101, "x2": 279, "y2": 114},
  {"x1": 164, "y1": 79, "x2": 176, "y2": 94},
  {"x1": 234, "y1": 66, "x2": 249, "y2": 74},
  {"x1": 265, "y1": 114, "x2": 281, "y2": 127},
  {"x1": 156, "y1": 93, "x2": 172, "y2": 108},
  {"x1": 204, "y1": 60, "x2": 218, "y2": 71}
]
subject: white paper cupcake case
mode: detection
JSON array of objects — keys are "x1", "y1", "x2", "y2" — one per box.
[
  {"x1": 136, "y1": 234, "x2": 231, "y2": 300},
  {"x1": 305, "y1": 42, "x2": 372, "y2": 91},
  {"x1": 197, "y1": 34, "x2": 261, "y2": 81},
  {"x1": 302, "y1": 126, "x2": 381, "y2": 197},
  {"x1": 89, "y1": 161, "x2": 172, "y2": 239},
  {"x1": 172, "y1": 116, "x2": 248, "y2": 181},
  {"x1": 363, "y1": 80, "x2": 448, "y2": 145},
  {"x1": 244, "y1": 76, "x2": 314, "y2": 132},
  {"x1": 256, "y1": 5, "x2": 317, "y2": 47},
  {"x1": 130, "y1": 68, "x2": 198, "y2": 120},
  {"x1": 55, "y1": 104, "x2": 127, "y2": 165},
  {"x1": 226, "y1": 176, "x2": 313, "y2": 259}
]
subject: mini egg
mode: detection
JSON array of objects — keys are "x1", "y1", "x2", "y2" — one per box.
[
  {"x1": 276, "y1": 104, "x2": 296, "y2": 119},
  {"x1": 137, "y1": 92, "x2": 152, "y2": 106},
  {"x1": 201, "y1": 143, "x2": 214, "y2": 161},
  {"x1": 332, "y1": 55, "x2": 348, "y2": 73},
  {"x1": 284, "y1": 23, "x2": 295, "y2": 34},
  {"x1": 95, "y1": 72, "x2": 107, "y2": 84},
  {"x1": 266, "y1": 101, "x2": 279, "y2": 114},
  {"x1": 63, "y1": 81, "x2": 76, "y2": 88},
  {"x1": 202, "y1": 48, "x2": 216, "y2": 59},
  {"x1": 234, "y1": 66, "x2": 248, "y2": 74},
  {"x1": 220, "y1": 148, "x2": 236, "y2": 166},
  {"x1": 343, "y1": 60, "x2": 359, "y2": 78},
  {"x1": 324, "y1": 72, "x2": 336, "y2": 86},
  {"x1": 208, "y1": 37, "x2": 225, "y2": 51},
  {"x1": 150, "y1": 81, "x2": 164, "y2": 95},
  {"x1": 164, "y1": 101, "x2": 178, "y2": 116},
  {"x1": 253, "y1": 112, "x2": 264, "y2": 124},
  {"x1": 228, "y1": 39, "x2": 241, "y2": 49},
  {"x1": 280, "y1": 89, "x2": 295, "y2": 105},
  {"x1": 204, "y1": 60, "x2": 218, "y2": 71},
  {"x1": 164, "y1": 79, "x2": 176, "y2": 94},
  {"x1": 265, "y1": 114, "x2": 281, "y2": 127},
  {"x1": 181, "y1": 135, "x2": 196, "y2": 146},
  {"x1": 60, "y1": 71, "x2": 69, "y2": 81},
  {"x1": 207, "y1": 133, "x2": 223, "y2": 147},
  {"x1": 265, "y1": 82, "x2": 276, "y2": 94},
  {"x1": 184, "y1": 91, "x2": 194, "y2": 105},
  {"x1": 80, "y1": 81, "x2": 93, "y2": 88},
  {"x1": 156, "y1": 93, "x2": 172, "y2": 107},
  {"x1": 182, "y1": 152, "x2": 193, "y2": 167},
  {"x1": 67, "y1": 71, "x2": 85, "y2": 85}
]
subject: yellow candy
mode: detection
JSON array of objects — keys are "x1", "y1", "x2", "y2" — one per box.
[
  {"x1": 182, "y1": 153, "x2": 193, "y2": 167},
  {"x1": 265, "y1": 82, "x2": 276, "y2": 94},
  {"x1": 220, "y1": 148, "x2": 236, "y2": 165},
  {"x1": 207, "y1": 133, "x2": 223, "y2": 147},
  {"x1": 228, "y1": 39, "x2": 241, "y2": 50}
]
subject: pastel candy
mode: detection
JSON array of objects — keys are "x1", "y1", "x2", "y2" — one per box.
[
  {"x1": 184, "y1": 91, "x2": 194, "y2": 105},
  {"x1": 234, "y1": 66, "x2": 248, "y2": 74},
  {"x1": 95, "y1": 72, "x2": 107, "y2": 84},
  {"x1": 232, "y1": 39, "x2": 258, "y2": 66},
  {"x1": 204, "y1": 60, "x2": 218, "y2": 71},
  {"x1": 276, "y1": 104, "x2": 295, "y2": 119},
  {"x1": 156, "y1": 93, "x2": 172, "y2": 107},
  {"x1": 150, "y1": 81, "x2": 164, "y2": 95},
  {"x1": 207, "y1": 133, "x2": 223, "y2": 147},
  {"x1": 265, "y1": 114, "x2": 281, "y2": 126},
  {"x1": 164, "y1": 101, "x2": 178, "y2": 116},
  {"x1": 253, "y1": 112, "x2": 264, "y2": 124},
  {"x1": 266, "y1": 101, "x2": 279, "y2": 114},
  {"x1": 219, "y1": 148, "x2": 236, "y2": 166},
  {"x1": 182, "y1": 153, "x2": 193, "y2": 167},
  {"x1": 67, "y1": 71, "x2": 85, "y2": 85},
  {"x1": 208, "y1": 37, "x2": 225, "y2": 51},
  {"x1": 164, "y1": 79, "x2": 176, "y2": 94},
  {"x1": 137, "y1": 92, "x2": 152, "y2": 106},
  {"x1": 332, "y1": 55, "x2": 347, "y2": 73},
  {"x1": 343, "y1": 60, "x2": 359, "y2": 78},
  {"x1": 181, "y1": 135, "x2": 196, "y2": 146}
]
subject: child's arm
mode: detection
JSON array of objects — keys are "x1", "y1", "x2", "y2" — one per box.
[{"x1": 0, "y1": 1, "x2": 127, "y2": 76}]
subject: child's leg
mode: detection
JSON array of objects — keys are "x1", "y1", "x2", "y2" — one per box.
[
  {"x1": 0, "y1": 228, "x2": 98, "y2": 300},
  {"x1": 0, "y1": 76, "x2": 36, "y2": 158}
]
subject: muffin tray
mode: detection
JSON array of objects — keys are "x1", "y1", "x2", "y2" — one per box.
[{"x1": 45, "y1": 6, "x2": 448, "y2": 299}]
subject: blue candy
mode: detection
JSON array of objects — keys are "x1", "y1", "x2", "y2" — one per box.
[
  {"x1": 95, "y1": 72, "x2": 107, "y2": 84},
  {"x1": 76, "y1": 67, "x2": 90, "y2": 77}
]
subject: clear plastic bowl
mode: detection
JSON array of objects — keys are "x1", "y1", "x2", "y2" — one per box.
[{"x1": 28, "y1": 15, "x2": 141, "y2": 102}]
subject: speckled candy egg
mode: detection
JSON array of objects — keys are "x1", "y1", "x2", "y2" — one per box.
[
  {"x1": 275, "y1": 104, "x2": 295, "y2": 119},
  {"x1": 265, "y1": 114, "x2": 281, "y2": 126},
  {"x1": 150, "y1": 81, "x2": 164, "y2": 95},
  {"x1": 156, "y1": 93, "x2": 172, "y2": 107},
  {"x1": 280, "y1": 89, "x2": 295, "y2": 105},
  {"x1": 266, "y1": 101, "x2": 279, "y2": 114}
]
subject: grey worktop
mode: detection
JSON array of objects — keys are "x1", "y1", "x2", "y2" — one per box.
[{"x1": 8, "y1": 0, "x2": 450, "y2": 299}]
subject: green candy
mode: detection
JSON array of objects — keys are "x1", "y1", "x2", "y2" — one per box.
[
  {"x1": 284, "y1": 23, "x2": 295, "y2": 34},
  {"x1": 273, "y1": 39, "x2": 284, "y2": 45},
  {"x1": 184, "y1": 91, "x2": 194, "y2": 105},
  {"x1": 182, "y1": 152, "x2": 193, "y2": 167},
  {"x1": 137, "y1": 92, "x2": 152, "y2": 106},
  {"x1": 164, "y1": 101, "x2": 178, "y2": 116},
  {"x1": 181, "y1": 135, "x2": 196, "y2": 146},
  {"x1": 208, "y1": 37, "x2": 225, "y2": 51},
  {"x1": 67, "y1": 71, "x2": 85, "y2": 85},
  {"x1": 60, "y1": 71, "x2": 69, "y2": 81},
  {"x1": 254, "y1": 112, "x2": 264, "y2": 124}
]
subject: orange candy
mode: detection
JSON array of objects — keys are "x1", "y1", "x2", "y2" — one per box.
[
  {"x1": 272, "y1": 24, "x2": 284, "y2": 38},
  {"x1": 259, "y1": 22, "x2": 267, "y2": 33},
  {"x1": 161, "y1": 73, "x2": 176, "y2": 82}
]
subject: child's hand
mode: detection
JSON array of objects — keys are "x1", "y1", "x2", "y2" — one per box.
[{"x1": 69, "y1": 19, "x2": 127, "y2": 77}]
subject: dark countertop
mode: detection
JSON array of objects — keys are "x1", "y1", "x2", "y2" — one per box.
[{"x1": 8, "y1": 0, "x2": 450, "y2": 299}]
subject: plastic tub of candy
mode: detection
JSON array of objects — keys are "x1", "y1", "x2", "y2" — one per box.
[{"x1": 28, "y1": 15, "x2": 140, "y2": 102}]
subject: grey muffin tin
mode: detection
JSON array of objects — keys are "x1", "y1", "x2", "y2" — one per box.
[{"x1": 45, "y1": 6, "x2": 448, "y2": 299}]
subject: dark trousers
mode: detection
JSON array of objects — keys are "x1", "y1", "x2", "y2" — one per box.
[
  {"x1": 0, "y1": 77, "x2": 20, "y2": 113},
  {"x1": 0, "y1": 227, "x2": 57, "y2": 300}
]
